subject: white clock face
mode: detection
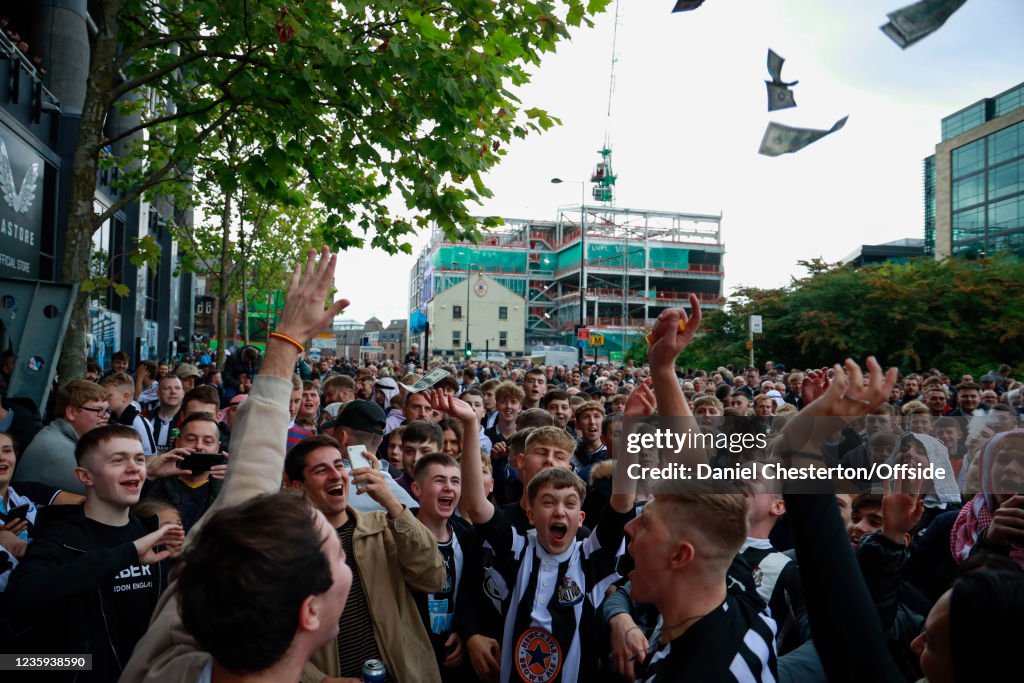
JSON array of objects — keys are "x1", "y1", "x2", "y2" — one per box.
[{"x1": 474, "y1": 280, "x2": 487, "y2": 297}]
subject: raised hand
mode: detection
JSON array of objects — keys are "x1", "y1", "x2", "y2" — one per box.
[
  {"x1": 624, "y1": 379, "x2": 656, "y2": 418},
  {"x1": 427, "y1": 389, "x2": 477, "y2": 424},
  {"x1": 274, "y1": 247, "x2": 350, "y2": 346},
  {"x1": 881, "y1": 478, "x2": 924, "y2": 544},
  {"x1": 780, "y1": 358, "x2": 898, "y2": 458},
  {"x1": 647, "y1": 294, "x2": 702, "y2": 370}
]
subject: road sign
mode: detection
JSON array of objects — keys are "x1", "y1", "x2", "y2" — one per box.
[
  {"x1": 589, "y1": 333, "x2": 605, "y2": 347},
  {"x1": 750, "y1": 315, "x2": 763, "y2": 334},
  {"x1": 745, "y1": 340, "x2": 753, "y2": 350},
  {"x1": 577, "y1": 327, "x2": 590, "y2": 341}
]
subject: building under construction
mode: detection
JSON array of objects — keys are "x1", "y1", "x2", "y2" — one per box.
[{"x1": 408, "y1": 204, "x2": 724, "y2": 360}]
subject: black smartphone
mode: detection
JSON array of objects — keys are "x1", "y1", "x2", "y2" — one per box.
[
  {"x1": 1, "y1": 503, "x2": 31, "y2": 523},
  {"x1": 178, "y1": 452, "x2": 227, "y2": 474}
]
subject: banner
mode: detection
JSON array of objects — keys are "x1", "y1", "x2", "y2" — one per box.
[{"x1": 0, "y1": 127, "x2": 45, "y2": 279}]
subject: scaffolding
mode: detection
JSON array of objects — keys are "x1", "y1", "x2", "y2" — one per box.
[{"x1": 408, "y1": 206, "x2": 724, "y2": 356}]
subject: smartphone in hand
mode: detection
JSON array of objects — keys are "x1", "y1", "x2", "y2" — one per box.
[
  {"x1": 1, "y1": 503, "x2": 30, "y2": 522},
  {"x1": 178, "y1": 452, "x2": 227, "y2": 474},
  {"x1": 347, "y1": 446, "x2": 373, "y2": 472}
]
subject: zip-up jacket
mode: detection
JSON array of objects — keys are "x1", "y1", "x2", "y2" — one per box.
[{"x1": 4, "y1": 505, "x2": 165, "y2": 682}]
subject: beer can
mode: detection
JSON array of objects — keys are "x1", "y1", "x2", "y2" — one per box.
[{"x1": 362, "y1": 658, "x2": 387, "y2": 682}]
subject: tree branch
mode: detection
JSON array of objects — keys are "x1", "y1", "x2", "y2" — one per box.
[{"x1": 94, "y1": 103, "x2": 240, "y2": 224}]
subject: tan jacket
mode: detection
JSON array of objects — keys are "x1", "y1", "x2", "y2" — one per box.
[
  {"x1": 118, "y1": 375, "x2": 296, "y2": 682},
  {"x1": 301, "y1": 506, "x2": 445, "y2": 683}
]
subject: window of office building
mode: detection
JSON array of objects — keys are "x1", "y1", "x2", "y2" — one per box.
[
  {"x1": 499, "y1": 331, "x2": 508, "y2": 347},
  {"x1": 498, "y1": 306, "x2": 508, "y2": 320},
  {"x1": 989, "y1": 158, "x2": 1024, "y2": 201},
  {"x1": 942, "y1": 102, "x2": 986, "y2": 140},
  {"x1": 452, "y1": 330, "x2": 461, "y2": 347},
  {"x1": 952, "y1": 139, "x2": 985, "y2": 178},
  {"x1": 952, "y1": 207, "x2": 985, "y2": 243},
  {"x1": 990, "y1": 195, "x2": 1024, "y2": 230},
  {"x1": 988, "y1": 121, "x2": 1024, "y2": 166},
  {"x1": 452, "y1": 305, "x2": 462, "y2": 319},
  {"x1": 952, "y1": 174, "x2": 985, "y2": 210},
  {"x1": 995, "y1": 85, "x2": 1024, "y2": 118}
]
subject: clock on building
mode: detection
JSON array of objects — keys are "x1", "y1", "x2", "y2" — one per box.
[{"x1": 474, "y1": 279, "x2": 488, "y2": 297}]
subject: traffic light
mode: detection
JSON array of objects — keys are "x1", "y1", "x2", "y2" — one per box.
[{"x1": 464, "y1": 341, "x2": 473, "y2": 358}]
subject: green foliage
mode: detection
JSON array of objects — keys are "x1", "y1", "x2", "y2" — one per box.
[
  {"x1": 683, "y1": 257, "x2": 1024, "y2": 376},
  {"x1": 86, "y1": 0, "x2": 612, "y2": 259}
]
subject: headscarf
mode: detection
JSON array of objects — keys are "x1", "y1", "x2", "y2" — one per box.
[
  {"x1": 950, "y1": 428, "x2": 1024, "y2": 569},
  {"x1": 883, "y1": 432, "x2": 962, "y2": 507},
  {"x1": 374, "y1": 377, "x2": 400, "y2": 412}
]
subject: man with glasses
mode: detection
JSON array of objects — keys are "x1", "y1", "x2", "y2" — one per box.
[{"x1": 15, "y1": 380, "x2": 111, "y2": 494}]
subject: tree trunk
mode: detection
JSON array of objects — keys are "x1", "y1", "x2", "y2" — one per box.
[
  {"x1": 240, "y1": 206, "x2": 249, "y2": 346},
  {"x1": 215, "y1": 191, "x2": 233, "y2": 370},
  {"x1": 57, "y1": 0, "x2": 125, "y2": 385}
]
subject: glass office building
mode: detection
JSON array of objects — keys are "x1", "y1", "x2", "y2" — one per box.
[{"x1": 925, "y1": 82, "x2": 1024, "y2": 258}]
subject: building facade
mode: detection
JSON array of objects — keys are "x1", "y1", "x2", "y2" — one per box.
[
  {"x1": 0, "y1": 3, "x2": 194, "y2": 374},
  {"x1": 426, "y1": 273, "x2": 526, "y2": 358},
  {"x1": 409, "y1": 205, "x2": 724, "y2": 360},
  {"x1": 925, "y1": 81, "x2": 1024, "y2": 259}
]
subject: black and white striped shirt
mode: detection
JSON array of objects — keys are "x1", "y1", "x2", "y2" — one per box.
[
  {"x1": 638, "y1": 593, "x2": 778, "y2": 683},
  {"x1": 479, "y1": 504, "x2": 632, "y2": 683}
]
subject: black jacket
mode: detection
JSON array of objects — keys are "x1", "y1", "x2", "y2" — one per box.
[{"x1": 3, "y1": 505, "x2": 167, "y2": 682}]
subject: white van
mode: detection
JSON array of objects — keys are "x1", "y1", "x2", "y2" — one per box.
[{"x1": 474, "y1": 351, "x2": 507, "y2": 363}]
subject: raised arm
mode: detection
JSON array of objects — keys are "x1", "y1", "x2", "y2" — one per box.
[
  {"x1": 647, "y1": 295, "x2": 705, "y2": 467},
  {"x1": 430, "y1": 390, "x2": 493, "y2": 525},
  {"x1": 195, "y1": 247, "x2": 350, "y2": 521}
]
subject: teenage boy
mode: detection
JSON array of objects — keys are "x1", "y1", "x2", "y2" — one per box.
[
  {"x1": 542, "y1": 389, "x2": 575, "y2": 436},
  {"x1": 484, "y1": 382, "x2": 523, "y2": 502},
  {"x1": 102, "y1": 372, "x2": 157, "y2": 456},
  {"x1": 149, "y1": 374, "x2": 184, "y2": 451},
  {"x1": 740, "y1": 476, "x2": 808, "y2": 653},
  {"x1": 5, "y1": 425, "x2": 185, "y2": 681},
  {"x1": 395, "y1": 420, "x2": 444, "y2": 501},
  {"x1": 460, "y1": 388, "x2": 493, "y2": 455},
  {"x1": 440, "y1": 389, "x2": 635, "y2": 683},
  {"x1": 412, "y1": 453, "x2": 479, "y2": 680},
  {"x1": 522, "y1": 367, "x2": 548, "y2": 409},
  {"x1": 572, "y1": 401, "x2": 608, "y2": 484}
]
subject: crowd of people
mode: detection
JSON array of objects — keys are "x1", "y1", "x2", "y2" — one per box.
[{"x1": 1, "y1": 247, "x2": 1023, "y2": 683}]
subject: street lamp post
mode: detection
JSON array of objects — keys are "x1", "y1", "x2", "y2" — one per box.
[{"x1": 551, "y1": 177, "x2": 586, "y2": 367}]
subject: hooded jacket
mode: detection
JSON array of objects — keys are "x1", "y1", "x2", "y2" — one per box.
[{"x1": 4, "y1": 505, "x2": 164, "y2": 682}]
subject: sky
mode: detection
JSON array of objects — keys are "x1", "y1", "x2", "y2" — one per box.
[{"x1": 334, "y1": 0, "x2": 1024, "y2": 325}]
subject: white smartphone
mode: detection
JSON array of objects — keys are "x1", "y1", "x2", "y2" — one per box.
[{"x1": 347, "y1": 445, "x2": 373, "y2": 471}]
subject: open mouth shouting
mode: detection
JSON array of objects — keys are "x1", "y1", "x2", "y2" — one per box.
[
  {"x1": 549, "y1": 522, "x2": 569, "y2": 544},
  {"x1": 437, "y1": 494, "x2": 457, "y2": 512},
  {"x1": 326, "y1": 483, "x2": 347, "y2": 498},
  {"x1": 120, "y1": 478, "x2": 142, "y2": 493}
]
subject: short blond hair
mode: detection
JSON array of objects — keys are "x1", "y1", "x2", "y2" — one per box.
[
  {"x1": 524, "y1": 426, "x2": 577, "y2": 456},
  {"x1": 653, "y1": 493, "x2": 749, "y2": 566}
]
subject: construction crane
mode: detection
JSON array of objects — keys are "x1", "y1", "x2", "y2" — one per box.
[{"x1": 589, "y1": 0, "x2": 620, "y2": 205}]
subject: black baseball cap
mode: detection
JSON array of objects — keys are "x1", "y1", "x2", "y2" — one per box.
[{"x1": 326, "y1": 400, "x2": 386, "y2": 435}]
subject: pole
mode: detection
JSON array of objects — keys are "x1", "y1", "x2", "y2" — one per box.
[
  {"x1": 748, "y1": 320, "x2": 754, "y2": 368},
  {"x1": 579, "y1": 186, "x2": 586, "y2": 367},
  {"x1": 466, "y1": 261, "x2": 471, "y2": 357},
  {"x1": 424, "y1": 321, "x2": 430, "y2": 366}
]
